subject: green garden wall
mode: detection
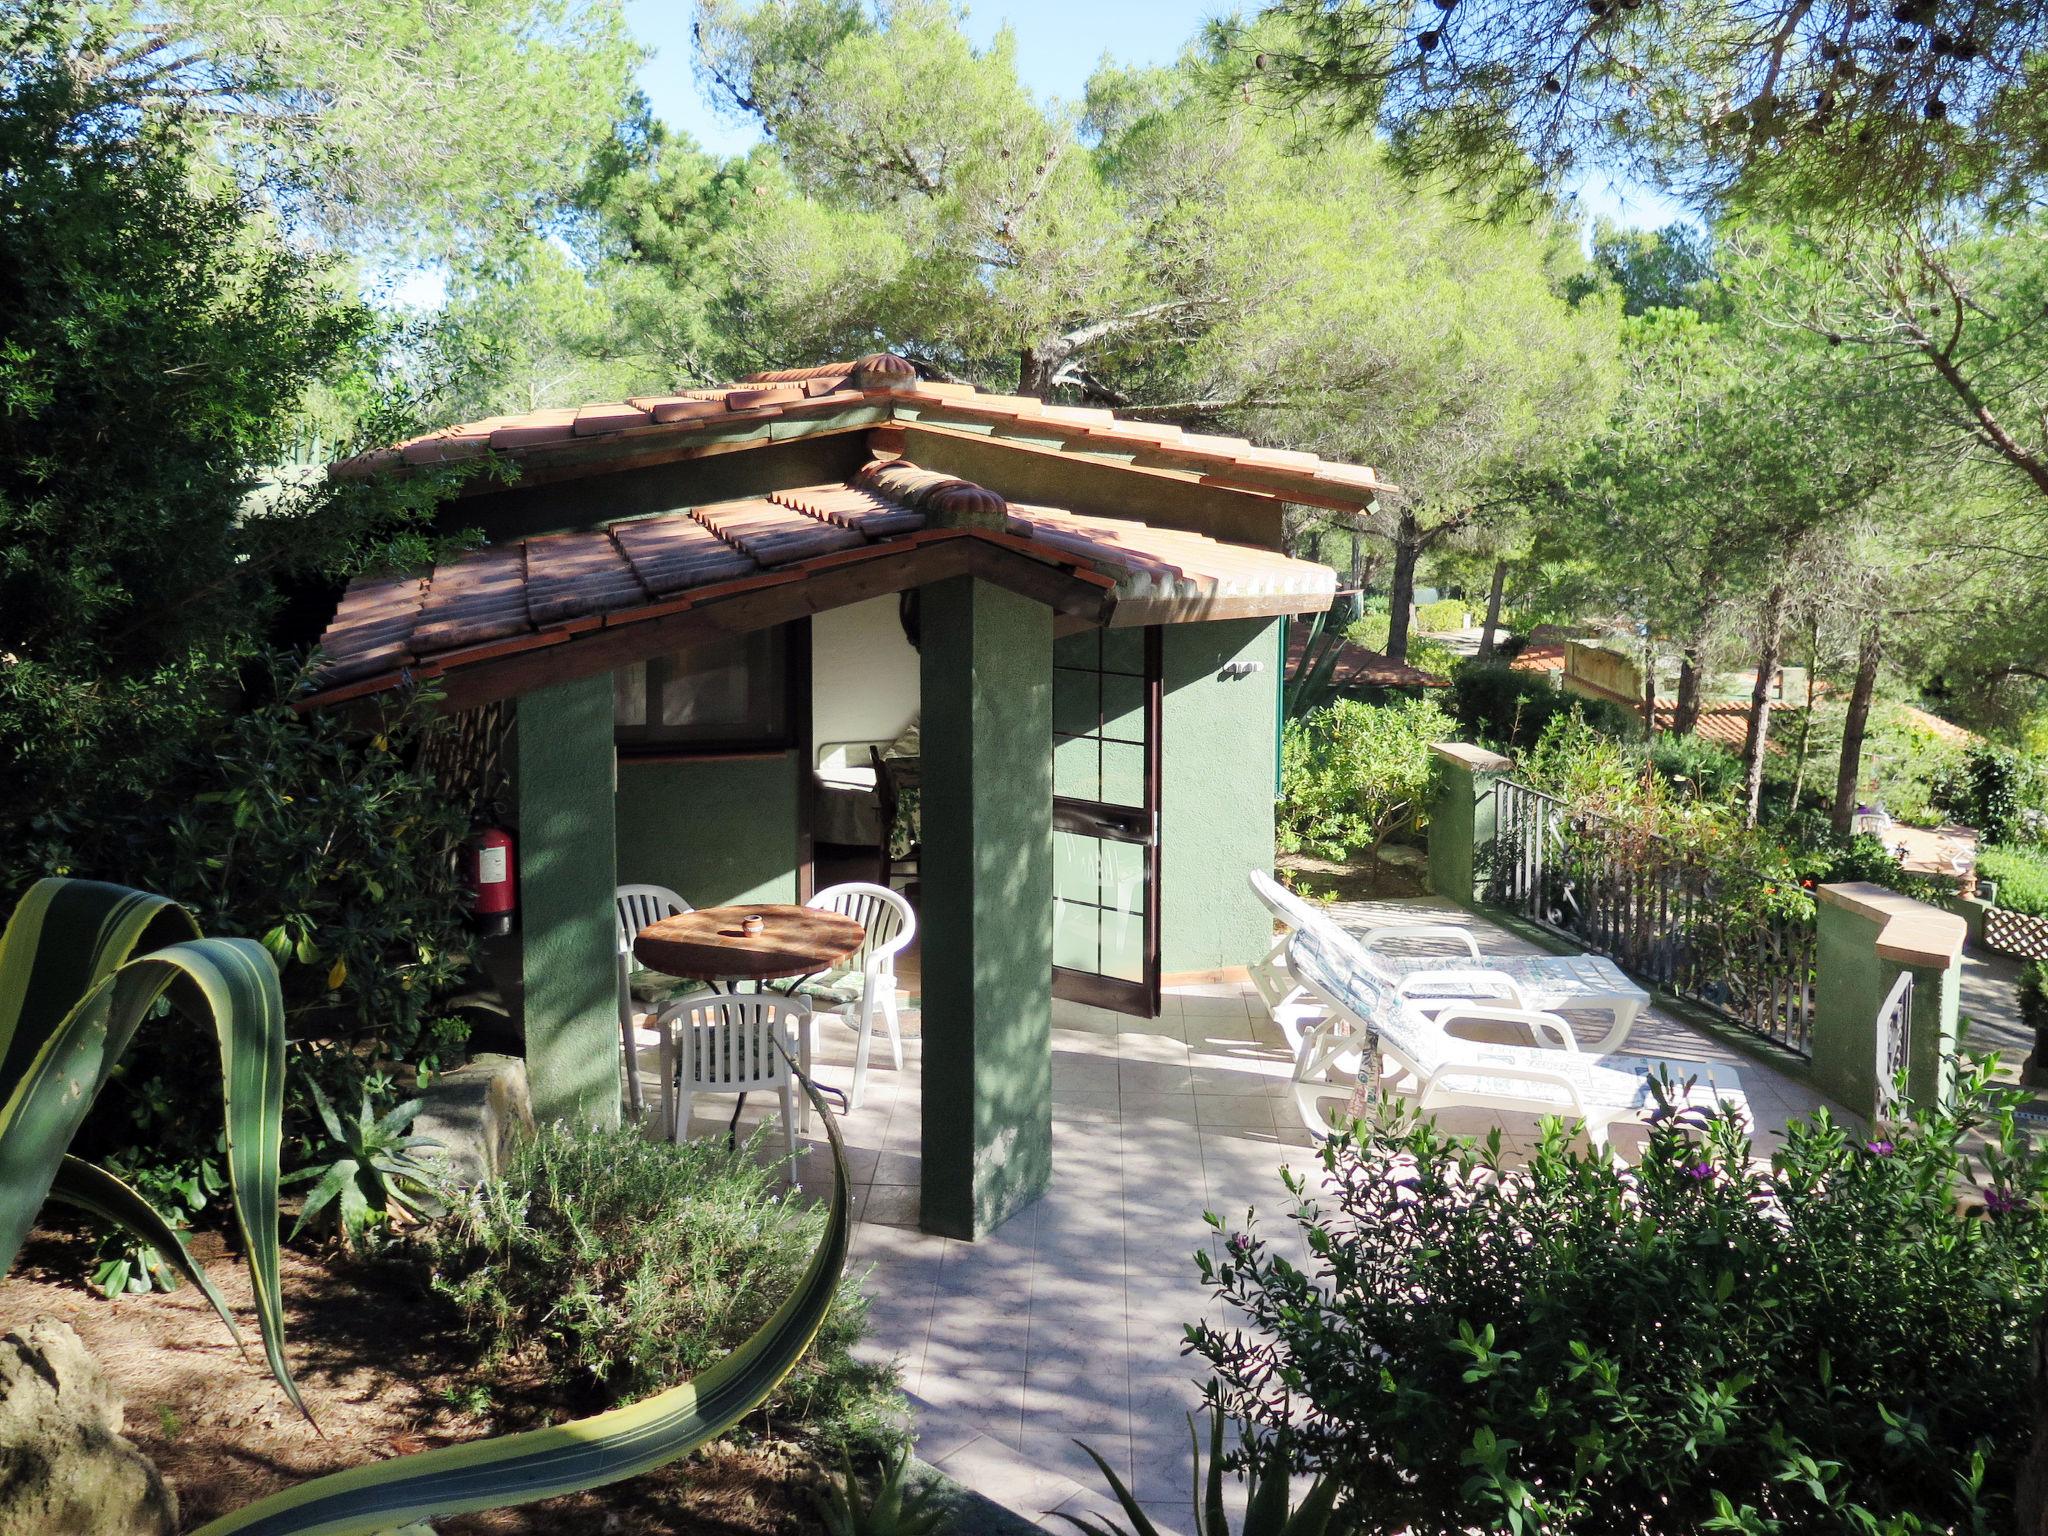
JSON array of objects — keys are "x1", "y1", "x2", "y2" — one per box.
[
  {"x1": 514, "y1": 674, "x2": 621, "y2": 1127},
  {"x1": 1160, "y1": 618, "x2": 1281, "y2": 975},
  {"x1": 614, "y1": 756, "x2": 801, "y2": 908}
]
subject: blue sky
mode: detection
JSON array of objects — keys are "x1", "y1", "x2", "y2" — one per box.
[{"x1": 621, "y1": 0, "x2": 1688, "y2": 228}]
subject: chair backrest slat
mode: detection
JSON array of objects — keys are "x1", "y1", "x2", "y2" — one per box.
[
  {"x1": 616, "y1": 884, "x2": 692, "y2": 956},
  {"x1": 671, "y1": 993, "x2": 801, "y2": 1089},
  {"x1": 806, "y1": 881, "x2": 914, "y2": 974}
]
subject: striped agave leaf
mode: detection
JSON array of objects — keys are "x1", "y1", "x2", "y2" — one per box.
[
  {"x1": 45, "y1": 1154, "x2": 248, "y2": 1356},
  {"x1": 0, "y1": 878, "x2": 304, "y2": 1421},
  {"x1": 193, "y1": 1071, "x2": 852, "y2": 1536}
]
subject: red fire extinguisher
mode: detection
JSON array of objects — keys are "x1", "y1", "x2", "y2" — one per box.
[{"x1": 466, "y1": 827, "x2": 516, "y2": 938}]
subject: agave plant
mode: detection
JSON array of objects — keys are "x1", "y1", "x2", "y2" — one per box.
[
  {"x1": 813, "y1": 1445, "x2": 950, "y2": 1536},
  {"x1": 1, "y1": 877, "x2": 853, "y2": 1536},
  {"x1": 1284, "y1": 592, "x2": 1364, "y2": 723},
  {"x1": 1061, "y1": 1409, "x2": 1347, "y2": 1536},
  {"x1": 0, "y1": 877, "x2": 305, "y2": 1419},
  {"x1": 286, "y1": 1083, "x2": 447, "y2": 1248}
]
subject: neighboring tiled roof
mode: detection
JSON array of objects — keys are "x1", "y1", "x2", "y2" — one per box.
[
  {"x1": 331, "y1": 353, "x2": 1397, "y2": 507},
  {"x1": 309, "y1": 458, "x2": 1338, "y2": 706},
  {"x1": 1284, "y1": 627, "x2": 1449, "y2": 690}
]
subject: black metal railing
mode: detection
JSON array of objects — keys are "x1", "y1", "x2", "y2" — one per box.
[{"x1": 1486, "y1": 779, "x2": 1817, "y2": 1056}]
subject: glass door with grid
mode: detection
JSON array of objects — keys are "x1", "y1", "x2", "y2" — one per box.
[{"x1": 1050, "y1": 626, "x2": 1161, "y2": 1016}]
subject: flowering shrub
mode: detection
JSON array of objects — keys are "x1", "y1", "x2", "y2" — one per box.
[
  {"x1": 1189, "y1": 1063, "x2": 2048, "y2": 1534},
  {"x1": 1280, "y1": 696, "x2": 1458, "y2": 860}
]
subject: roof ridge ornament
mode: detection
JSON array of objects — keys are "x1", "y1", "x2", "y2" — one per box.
[
  {"x1": 856, "y1": 458, "x2": 1008, "y2": 531},
  {"x1": 740, "y1": 352, "x2": 918, "y2": 393}
]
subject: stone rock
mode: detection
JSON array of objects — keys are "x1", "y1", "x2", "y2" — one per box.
[
  {"x1": 0, "y1": 1319, "x2": 175, "y2": 1536},
  {"x1": 414, "y1": 1052, "x2": 535, "y2": 1185}
]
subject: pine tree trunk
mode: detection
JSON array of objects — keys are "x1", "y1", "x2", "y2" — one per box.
[
  {"x1": 1831, "y1": 619, "x2": 1884, "y2": 837},
  {"x1": 1385, "y1": 511, "x2": 1421, "y2": 662},
  {"x1": 1017, "y1": 344, "x2": 1061, "y2": 399},
  {"x1": 1790, "y1": 616, "x2": 1820, "y2": 806},
  {"x1": 1478, "y1": 559, "x2": 1508, "y2": 660},
  {"x1": 1642, "y1": 630, "x2": 1657, "y2": 743},
  {"x1": 1673, "y1": 646, "x2": 1706, "y2": 735},
  {"x1": 1742, "y1": 582, "x2": 1790, "y2": 826}
]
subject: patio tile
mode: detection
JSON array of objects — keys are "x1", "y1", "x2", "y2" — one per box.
[
  {"x1": 1116, "y1": 1090, "x2": 1200, "y2": 1126},
  {"x1": 875, "y1": 1149, "x2": 922, "y2": 1184},
  {"x1": 1186, "y1": 1062, "x2": 1284, "y2": 1097},
  {"x1": 1056, "y1": 1064, "x2": 1122, "y2": 1097},
  {"x1": 927, "y1": 1432, "x2": 1093, "y2": 1516},
  {"x1": 1176, "y1": 993, "x2": 1261, "y2": 1018},
  {"x1": 862, "y1": 1182, "x2": 923, "y2": 1227},
  {"x1": 1119, "y1": 1060, "x2": 1196, "y2": 1095},
  {"x1": 1117, "y1": 1031, "x2": 1191, "y2": 1064},
  {"x1": 1195, "y1": 1095, "x2": 1277, "y2": 1130}
]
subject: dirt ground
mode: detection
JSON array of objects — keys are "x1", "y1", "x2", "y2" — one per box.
[
  {"x1": 1278, "y1": 846, "x2": 1430, "y2": 904},
  {"x1": 0, "y1": 1220, "x2": 819, "y2": 1535}
]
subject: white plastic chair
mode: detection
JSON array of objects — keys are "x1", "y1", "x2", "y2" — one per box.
[
  {"x1": 804, "y1": 881, "x2": 915, "y2": 1110},
  {"x1": 615, "y1": 884, "x2": 693, "y2": 1122},
  {"x1": 660, "y1": 992, "x2": 806, "y2": 1178}
]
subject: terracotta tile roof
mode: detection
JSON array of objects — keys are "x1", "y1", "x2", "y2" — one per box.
[
  {"x1": 1284, "y1": 627, "x2": 1449, "y2": 690},
  {"x1": 308, "y1": 458, "x2": 1338, "y2": 705},
  {"x1": 331, "y1": 352, "x2": 1397, "y2": 507}
]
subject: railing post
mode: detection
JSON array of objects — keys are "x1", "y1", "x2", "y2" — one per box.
[
  {"x1": 1811, "y1": 882, "x2": 1967, "y2": 1119},
  {"x1": 1427, "y1": 742, "x2": 1514, "y2": 909}
]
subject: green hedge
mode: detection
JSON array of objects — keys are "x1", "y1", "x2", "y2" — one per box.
[
  {"x1": 1413, "y1": 597, "x2": 1470, "y2": 633},
  {"x1": 1982, "y1": 845, "x2": 2048, "y2": 917}
]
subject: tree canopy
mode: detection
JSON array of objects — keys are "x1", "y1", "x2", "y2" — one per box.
[
  {"x1": 1217, "y1": 0, "x2": 2048, "y2": 223},
  {"x1": 36, "y1": 0, "x2": 642, "y2": 256}
]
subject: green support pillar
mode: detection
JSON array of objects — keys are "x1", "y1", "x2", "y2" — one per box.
[
  {"x1": 515, "y1": 673, "x2": 621, "y2": 1129},
  {"x1": 1812, "y1": 882, "x2": 1965, "y2": 1118},
  {"x1": 1426, "y1": 742, "x2": 1513, "y2": 908},
  {"x1": 918, "y1": 576, "x2": 1054, "y2": 1239}
]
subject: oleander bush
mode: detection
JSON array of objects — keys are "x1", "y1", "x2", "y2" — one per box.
[
  {"x1": 1279, "y1": 696, "x2": 1458, "y2": 860},
  {"x1": 431, "y1": 1121, "x2": 906, "y2": 1462},
  {"x1": 1189, "y1": 1064, "x2": 2048, "y2": 1534}
]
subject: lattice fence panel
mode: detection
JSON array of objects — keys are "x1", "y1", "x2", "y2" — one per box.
[
  {"x1": 1985, "y1": 905, "x2": 2048, "y2": 961},
  {"x1": 418, "y1": 698, "x2": 514, "y2": 824}
]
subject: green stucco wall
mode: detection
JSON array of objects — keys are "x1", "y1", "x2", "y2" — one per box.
[
  {"x1": 515, "y1": 674, "x2": 621, "y2": 1127},
  {"x1": 1812, "y1": 897, "x2": 1961, "y2": 1116},
  {"x1": 615, "y1": 756, "x2": 800, "y2": 907},
  {"x1": 918, "y1": 576, "x2": 1053, "y2": 1240},
  {"x1": 1426, "y1": 757, "x2": 1479, "y2": 904},
  {"x1": 1159, "y1": 618, "x2": 1281, "y2": 975}
]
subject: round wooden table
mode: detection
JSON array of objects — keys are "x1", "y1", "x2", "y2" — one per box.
[
  {"x1": 634, "y1": 904, "x2": 866, "y2": 1139},
  {"x1": 632, "y1": 903, "x2": 865, "y2": 987}
]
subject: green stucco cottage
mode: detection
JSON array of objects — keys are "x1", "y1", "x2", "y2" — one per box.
[{"x1": 307, "y1": 352, "x2": 1392, "y2": 1237}]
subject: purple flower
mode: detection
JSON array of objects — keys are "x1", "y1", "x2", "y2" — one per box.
[
  {"x1": 1226, "y1": 1232, "x2": 1251, "y2": 1257},
  {"x1": 1984, "y1": 1187, "x2": 2029, "y2": 1217},
  {"x1": 1865, "y1": 1139, "x2": 1895, "y2": 1157},
  {"x1": 1682, "y1": 1162, "x2": 1713, "y2": 1182}
]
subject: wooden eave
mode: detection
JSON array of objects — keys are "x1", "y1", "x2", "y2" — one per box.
[{"x1": 301, "y1": 530, "x2": 1120, "y2": 715}]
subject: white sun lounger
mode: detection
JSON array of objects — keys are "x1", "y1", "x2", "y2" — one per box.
[
  {"x1": 1247, "y1": 869, "x2": 1650, "y2": 1059},
  {"x1": 1284, "y1": 922, "x2": 1743, "y2": 1148}
]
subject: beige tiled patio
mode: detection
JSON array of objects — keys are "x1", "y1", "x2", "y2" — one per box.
[{"x1": 681, "y1": 895, "x2": 1840, "y2": 1522}]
